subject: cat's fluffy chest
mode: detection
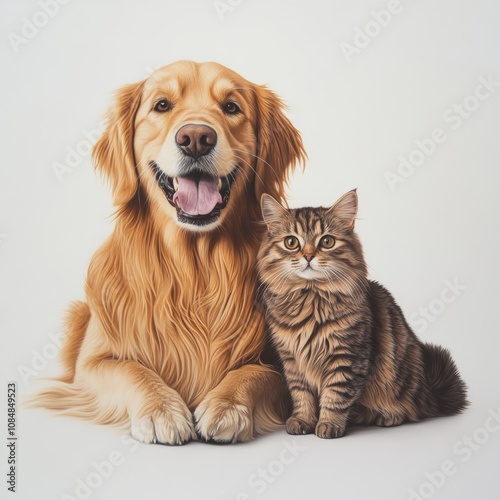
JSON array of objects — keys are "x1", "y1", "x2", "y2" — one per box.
[
  {"x1": 268, "y1": 286, "x2": 357, "y2": 322},
  {"x1": 267, "y1": 286, "x2": 361, "y2": 351}
]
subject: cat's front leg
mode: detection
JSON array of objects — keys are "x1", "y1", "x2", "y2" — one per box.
[
  {"x1": 316, "y1": 370, "x2": 366, "y2": 439},
  {"x1": 282, "y1": 356, "x2": 317, "y2": 435},
  {"x1": 316, "y1": 391, "x2": 350, "y2": 439}
]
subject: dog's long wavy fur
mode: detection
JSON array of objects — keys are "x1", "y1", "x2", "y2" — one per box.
[{"x1": 32, "y1": 61, "x2": 306, "y2": 442}]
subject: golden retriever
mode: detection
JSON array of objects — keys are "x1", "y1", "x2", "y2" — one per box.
[{"x1": 37, "y1": 60, "x2": 305, "y2": 444}]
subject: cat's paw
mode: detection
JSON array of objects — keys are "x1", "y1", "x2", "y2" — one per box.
[
  {"x1": 195, "y1": 399, "x2": 253, "y2": 443},
  {"x1": 315, "y1": 421, "x2": 346, "y2": 439},
  {"x1": 130, "y1": 401, "x2": 196, "y2": 445},
  {"x1": 286, "y1": 416, "x2": 315, "y2": 435}
]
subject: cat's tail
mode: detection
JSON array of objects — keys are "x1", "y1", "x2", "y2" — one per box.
[{"x1": 422, "y1": 343, "x2": 468, "y2": 416}]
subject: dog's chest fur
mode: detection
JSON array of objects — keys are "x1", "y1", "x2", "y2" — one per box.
[
  {"x1": 91, "y1": 225, "x2": 266, "y2": 410},
  {"x1": 155, "y1": 270, "x2": 264, "y2": 408}
]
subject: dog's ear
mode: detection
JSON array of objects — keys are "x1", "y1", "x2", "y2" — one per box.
[
  {"x1": 93, "y1": 81, "x2": 145, "y2": 206},
  {"x1": 253, "y1": 86, "x2": 306, "y2": 205}
]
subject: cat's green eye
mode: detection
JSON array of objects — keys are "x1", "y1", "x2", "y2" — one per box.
[
  {"x1": 320, "y1": 235, "x2": 336, "y2": 249},
  {"x1": 284, "y1": 236, "x2": 300, "y2": 250}
]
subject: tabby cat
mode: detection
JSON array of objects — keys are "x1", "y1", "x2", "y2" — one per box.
[{"x1": 257, "y1": 190, "x2": 467, "y2": 439}]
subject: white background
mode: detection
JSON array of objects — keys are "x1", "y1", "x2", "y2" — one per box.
[{"x1": 1, "y1": 1, "x2": 499, "y2": 499}]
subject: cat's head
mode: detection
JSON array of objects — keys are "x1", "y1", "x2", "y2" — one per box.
[{"x1": 258, "y1": 190, "x2": 367, "y2": 293}]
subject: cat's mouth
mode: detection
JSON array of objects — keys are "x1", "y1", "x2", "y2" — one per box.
[
  {"x1": 150, "y1": 162, "x2": 237, "y2": 227},
  {"x1": 298, "y1": 266, "x2": 319, "y2": 278},
  {"x1": 297, "y1": 262, "x2": 324, "y2": 280}
]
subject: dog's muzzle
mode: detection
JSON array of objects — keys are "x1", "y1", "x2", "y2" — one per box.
[{"x1": 150, "y1": 162, "x2": 237, "y2": 228}]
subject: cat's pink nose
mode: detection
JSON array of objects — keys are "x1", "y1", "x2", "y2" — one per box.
[
  {"x1": 304, "y1": 252, "x2": 315, "y2": 262},
  {"x1": 303, "y1": 243, "x2": 315, "y2": 262}
]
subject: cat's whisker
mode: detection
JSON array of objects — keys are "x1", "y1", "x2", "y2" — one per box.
[
  {"x1": 333, "y1": 263, "x2": 368, "y2": 300},
  {"x1": 270, "y1": 270, "x2": 297, "y2": 297},
  {"x1": 320, "y1": 264, "x2": 365, "y2": 302},
  {"x1": 257, "y1": 266, "x2": 295, "y2": 297}
]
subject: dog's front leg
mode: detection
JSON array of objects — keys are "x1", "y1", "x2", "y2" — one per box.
[
  {"x1": 74, "y1": 318, "x2": 196, "y2": 445},
  {"x1": 194, "y1": 364, "x2": 288, "y2": 443},
  {"x1": 76, "y1": 356, "x2": 196, "y2": 445}
]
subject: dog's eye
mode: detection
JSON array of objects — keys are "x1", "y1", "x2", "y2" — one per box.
[
  {"x1": 154, "y1": 99, "x2": 172, "y2": 113},
  {"x1": 320, "y1": 235, "x2": 335, "y2": 249},
  {"x1": 223, "y1": 101, "x2": 241, "y2": 115},
  {"x1": 284, "y1": 236, "x2": 300, "y2": 251}
]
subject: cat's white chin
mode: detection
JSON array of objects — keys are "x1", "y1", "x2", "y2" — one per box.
[{"x1": 296, "y1": 267, "x2": 322, "y2": 280}]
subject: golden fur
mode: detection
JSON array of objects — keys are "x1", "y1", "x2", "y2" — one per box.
[{"x1": 35, "y1": 61, "x2": 305, "y2": 444}]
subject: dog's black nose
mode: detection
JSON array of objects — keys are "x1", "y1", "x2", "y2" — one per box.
[{"x1": 175, "y1": 124, "x2": 217, "y2": 159}]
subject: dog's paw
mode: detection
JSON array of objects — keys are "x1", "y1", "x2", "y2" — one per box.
[
  {"x1": 315, "y1": 421, "x2": 346, "y2": 439},
  {"x1": 194, "y1": 399, "x2": 253, "y2": 443},
  {"x1": 130, "y1": 400, "x2": 196, "y2": 445},
  {"x1": 286, "y1": 416, "x2": 315, "y2": 435}
]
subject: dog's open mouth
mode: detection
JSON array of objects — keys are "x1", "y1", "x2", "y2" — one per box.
[{"x1": 150, "y1": 162, "x2": 237, "y2": 227}]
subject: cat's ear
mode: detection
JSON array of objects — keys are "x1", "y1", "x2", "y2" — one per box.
[
  {"x1": 261, "y1": 193, "x2": 288, "y2": 232},
  {"x1": 328, "y1": 189, "x2": 358, "y2": 231}
]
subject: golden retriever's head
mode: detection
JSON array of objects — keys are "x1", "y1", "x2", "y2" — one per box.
[{"x1": 93, "y1": 60, "x2": 305, "y2": 231}]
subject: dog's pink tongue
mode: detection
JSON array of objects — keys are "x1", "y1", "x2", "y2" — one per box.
[{"x1": 173, "y1": 177, "x2": 222, "y2": 216}]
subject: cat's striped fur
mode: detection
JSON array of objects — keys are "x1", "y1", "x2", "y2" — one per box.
[{"x1": 257, "y1": 190, "x2": 468, "y2": 438}]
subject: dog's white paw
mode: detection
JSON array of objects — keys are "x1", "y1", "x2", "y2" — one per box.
[
  {"x1": 195, "y1": 399, "x2": 253, "y2": 443},
  {"x1": 131, "y1": 401, "x2": 196, "y2": 445}
]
